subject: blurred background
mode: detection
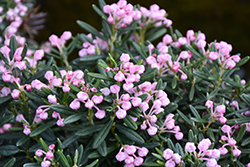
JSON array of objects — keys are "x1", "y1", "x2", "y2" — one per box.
[{"x1": 35, "y1": 0, "x2": 250, "y2": 78}]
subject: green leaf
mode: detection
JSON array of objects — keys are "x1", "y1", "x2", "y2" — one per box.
[
  {"x1": 236, "y1": 160, "x2": 246, "y2": 167},
  {"x1": 16, "y1": 135, "x2": 30, "y2": 147},
  {"x1": 98, "y1": 0, "x2": 106, "y2": 9},
  {"x1": 0, "y1": 95, "x2": 12, "y2": 105},
  {"x1": 23, "y1": 163, "x2": 41, "y2": 167},
  {"x1": 189, "y1": 105, "x2": 201, "y2": 118},
  {"x1": 221, "y1": 67, "x2": 239, "y2": 80},
  {"x1": 97, "y1": 140, "x2": 107, "y2": 157},
  {"x1": 92, "y1": 120, "x2": 112, "y2": 149},
  {"x1": 77, "y1": 20, "x2": 106, "y2": 41},
  {"x1": 191, "y1": 117, "x2": 208, "y2": 123},
  {"x1": 240, "y1": 94, "x2": 250, "y2": 108},
  {"x1": 116, "y1": 124, "x2": 144, "y2": 144},
  {"x1": 209, "y1": 88, "x2": 218, "y2": 98},
  {"x1": 177, "y1": 110, "x2": 192, "y2": 126},
  {"x1": 188, "y1": 129, "x2": 195, "y2": 142},
  {"x1": 146, "y1": 28, "x2": 167, "y2": 42},
  {"x1": 24, "y1": 91, "x2": 41, "y2": 102},
  {"x1": 130, "y1": 41, "x2": 147, "y2": 60},
  {"x1": 71, "y1": 55, "x2": 106, "y2": 65},
  {"x1": 76, "y1": 145, "x2": 84, "y2": 166},
  {"x1": 241, "y1": 136, "x2": 250, "y2": 146},
  {"x1": 30, "y1": 121, "x2": 55, "y2": 137},
  {"x1": 50, "y1": 104, "x2": 75, "y2": 115},
  {"x1": 88, "y1": 72, "x2": 113, "y2": 81},
  {"x1": 58, "y1": 150, "x2": 71, "y2": 167},
  {"x1": 57, "y1": 138, "x2": 63, "y2": 150},
  {"x1": 3, "y1": 158, "x2": 16, "y2": 167},
  {"x1": 175, "y1": 143, "x2": 184, "y2": 157},
  {"x1": 235, "y1": 124, "x2": 246, "y2": 142},
  {"x1": 138, "y1": 94, "x2": 148, "y2": 102},
  {"x1": 193, "y1": 71, "x2": 209, "y2": 80},
  {"x1": 67, "y1": 34, "x2": 79, "y2": 55},
  {"x1": 208, "y1": 73, "x2": 219, "y2": 81},
  {"x1": 21, "y1": 44, "x2": 28, "y2": 59},
  {"x1": 0, "y1": 145, "x2": 20, "y2": 156},
  {"x1": 85, "y1": 159, "x2": 99, "y2": 167},
  {"x1": 0, "y1": 115, "x2": 14, "y2": 127},
  {"x1": 189, "y1": 85, "x2": 195, "y2": 101},
  {"x1": 88, "y1": 146, "x2": 117, "y2": 159},
  {"x1": 235, "y1": 56, "x2": 249, "y2": 68},
  {"x1": 40, "y1": 138, "x2": 48, "y2": 152},
  {"x1": 76, "y1": 124, "x2": 104, "y2": 137},
  {"x1": 172, "y1": 77, "x2": 177, "y2": 89},
  {"x1": 141, "y1": 162, "x2": 162, "y2": 166},
  {"x1": 155, "y1": 79, "x2": 163, "y2": 90},
  {"x1": 62, "y1": 135, "x2": 80, "y2": 149},
  {"x1": 167, "y1": 139, "x2": 176, "y2": 152},
  {"x1": 123, "y1": 115, "x2": 137, "y2": 130},
  {"x1": 63, "y1": 113, "x2": 84, "y2": 124},
  {"x1": 227, "y1": 117, "x2": 250, "y2": 125},
  {"x1": 224, "y1": 78, "x2": 243, "y2": 88},
  {"x1": 92, "y1": 4, "x2": 106, "y2": 18},
  {"x1": 9, "y1": 36, "x2": 17, "y2": 60},
  {"x1": 207, "y1": 128, "x2": 215, "y2": 141},
  {"x1": 152, "y1": 153, "x2": 165, "y2": 161}
]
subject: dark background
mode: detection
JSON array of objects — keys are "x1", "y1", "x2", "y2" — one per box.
[{"x1": 35, "y1": 0, "x2": 250, "y2": 77}]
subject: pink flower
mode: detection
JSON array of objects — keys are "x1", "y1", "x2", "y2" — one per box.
[
  {"x1": 208, "y1": 52, "x2": 219, "y2": 61},
  {"x1": 110, "y1": 85, "x2": 120, "y2": 94},
  {"x1": 116, "y1": 108, "x2": 127, "y2": 119},
  {"x1": 116, "y1": 152, "x2": 127, "y2": 162},
  {"x1": 147, "y1": 126, "x2": 157, "y2": 136},
  {"x1": 134, "y1": 157, "x2": 144, "y2": 166},
  {"x1": 11, "y1": 89, "x2": 20, "y2": 99},
  {"x1": 48, "y1": 95, "x2": 57, "y2": 104},
  {"x1": 221, "y1": 125, "x2": 231, "y2": 134},
  {"x1": 100, "y1": 88, "x2": 110, "y2": 96},
  {"x1": 95, "y1": 110, "x2": 106, "y2": 119},
  {"x1": 85, "y1": 99, "x2": 94, "y2": 109},
  {"x1": 23, "y1": 124, "x2": 31, "y2": 135},
  {"x1": 138, "y1": 147, "x2": 148, "y2": 157},
  {"x1": 57, "y1": 118, "x2": 65, "y2": 127},
  {"x1": 69, "y1": 99, "x2": 80, "y2": 110},
  {"x1": 92, "y1": 95, "x2": 103, "y2": 104},
  {"x1": 163, "y1": 148, "x2": 173, "y2": 160},
  {"x1": 114, "y1": 71, "x2": 126, "y2": 82},
  {"x1": 206, "y1": 159, "x2": 217, "y2": 167},
  {"x1": 185, "y1": 142, "x2": 196, "y2": 153},
  {"x1": 198, "y1": 138, "x2": 211, "y2": 152},
  {"x1": 16, "y1": 114, "x2": 25, "y2": 122},
  {"x1": 35, "y1": 149, "x2": 45, "y2": 157},
  {"x1": 205, "y1": 100, "x2": 213, "y2": 108},
  {"x1": 41, "y1": 160, "x2": 51, "y2": 167},
  {"x1": 172, "y1": 153, "x2": 181, "y2": 164},
  {"x1": 125, "y1": 145, "x2": 136, "y2": 155},
  {"x1": 120, "y1": 53, "x2": 130, "y2": 62},
  {"x1": 46, "y1": 150, "x2": 54, "y2": 159}
]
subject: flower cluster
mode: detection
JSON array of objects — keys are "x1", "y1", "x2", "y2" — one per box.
[
  {"x1": 185, "y1": 139, "x2": 221, "y2": 167},
  {"x1": 35, "y1": 144, "x2": 55, "y2": 167},
  {"x1": 162, "y1": 148, "x2": 182, "y2": 167},
  {"x1": 205, "y1": 100, "x2": 227, "y2": 124},
  {"x1": 16, "y1": 114, "x2": 31, "y2": 136},
  {"x1": 79, "y1": 33, "x2": 109, "y2": 57},
  {"x1": 49, "y1": 31, "x2": 72, "y2": 52},
  {"x1": 116, "y1": 145, "x2": 148, "y2": 166},
  {"x1": 219, "y1": 124, "x2": 241, "y2": 157}
]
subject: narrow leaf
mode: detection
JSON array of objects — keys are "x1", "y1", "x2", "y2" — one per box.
[
  {"x1": 77, "y1": 20, "x2": 106, "y2": 41},
  {"x1": 85, "y1": 159, "x2": 99, "y2": 167},
  {"x1": 92, "y1": 120, "x2": 112, "y2": 149},
  {"x1": 63, "y1": 113, "x2": 84, "y2": 124},
  {"x1": 123, "y1": 115, "x2": 137, "y2": 130},
  {"x1": 116, "y1": 124, "x2": 144, "y2": 144},
  {"x1": 30, "y1": 121, "x2": 55, "y2": 137},
  {"x1": 88, "y1": 72, "x2": 113, "y2": 81},
  {"x1": 97, "y1": 140, "x2": 107, "y2": 157},
  {"x1": 0, "y1": 145, "x2": 20, "y2": 156},
  {"x1": 76, "y1": 124, "x2": 104, "y2": 137},
  {"x1": 3, "y1": 158, "x2": 16, "y2": 167},
  {"x1": 189, "y1": 105, "x2": 201, "y2": 118},
  {"x1": 177, "y1": 110, "x2": 192, "y2": 126},
  {"x1": 236, "y1": 124, "x2": 246, "y2": 142}
]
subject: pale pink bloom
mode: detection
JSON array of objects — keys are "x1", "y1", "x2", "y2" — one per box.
[
  {"x1": 206, "y1": 159, "x2": 217, "y2": 167},
  {"x1": 57, "y1": 118, "x2": 65, "y2": 127},
  {"x1": 120, "y1": 53, "x2": 130, "y2": 62},
  {"x1": 63, "y1": 84, "x2": 70, "y2": 92},
  {"x1": 219, "y1": 147, "x2": 228, "y2": 155},
  {"x1": 69, "y1": 99, "x2": 80, "y2": 110},
  {"x1": 226, "y1": 59, "x2": 236, "y2": 69},
  {"x1": 23, "y1": 124, "x2": 31, "y2": 135},
  {"x1": 211, "y1": 149, "x2": 220, "y2": 159},
  {"x1": 175, "y1": 132, "x2": 183, "y2": 140},
  {"x1": 114, "y1": 71, "x2": 125, "y2": 82},
  {"x1": 172, "y1": 153, "x2": 181, "y2": 163},
  {"x1": 134, "y1": 157, "x2": 144, "y2": 166},
  {"x1": 100, "y1": 88, "x2": 110, "y2": 96},
  {"x1": 110, "y1": 85, "x2": 120, "y2": 94},
  {"x1": 198, "y1": 138, "x2": 211, "y2": 152},
  {"x1": 147, "y1": 126, "x2": 157, "y2": 136},
  {"x1": 35, "y1": 149, "x2": 45, "y2": 157},
  {"x1": 11, "y1": 89, "x2": 20, "y2": 99},
  {"x1": 16, "y1": 114, "x2": 25, "y2": 122},
  {"x1": 122, "y1": 101, "x2": 132, "y2": 110},
  {"x1": 116, "y1": 108, "x2": 127, "y2": 119},
  {"x1": 33, "y1": 50, "x2": 44, "y2": 61},
  {"x1": 179, "y1": 51, "x2": 189, "y2": 59},
  {"x1": 125, "y1": 156, "x2": 134, "y2": 164},
  {"x1": 185, "y1": 142, "x2": 196, "y2": 153},
  {"x1": 208, "y1": 52, "x2": 219, "y2": 61},
  {"x1": 45, "y1": 71, "x2": 54, "y2": 81},
  {"x1": 49, "y1": 144, "x2": 55, "y2": 150},
  {"x1": 140, "y1": 121, "x2": 147, "y2": 130},
  {"x1": 138, "y1": 147, "x2": 148, "y2": 157},
  {"x1": 46, "y1": 150, "x2": 54, "y2": 159},
  {"x1": 221, "y1": 125, "x2": 231, "y2": 134},
  {"x1": 116, "y1": 152, "x2": 127, "y2": 162},
  {"x1": 61, "y1": 31, "x2": 72, "y2": 41},
  {"x1": 85, "y1": 99, "x2": 94, "y2": 109},
  {"x1": 95, "y1": 110, "x2": 106, "y2": 119},
  {"x1": 165, "y1": 160, "x2": 175, "y2": 167},
  {"x1": 150, "y1": 115, "x2": 157, "y2": 123},
  {"x1": 205, "y1": 100, "x2": 213, "y2": 108},
  {"x1": 92, "y1": 95, "x2": 103, "y2": 104},
  {"x1": 228, "y1": 138, "x2": 236, "y2": 147},
  {"x1": 77, "y1": 92, "x2": 88, "y2": 101},
  {"x1": 181, "y1": 73, "x2": 187, "y2": 80},
  {"x1": 131, "y1": 97, "x2": 142, "y2": 107},
  {"x1": 41, "y1": 160, "x2": 51, "y2": 167},
  {"x1": 48, "y1": 95, "x2": 57, "y2": 104},
  {"x1": 178, "y1": 37, "x2": 187, "y2": 45},
  {"x1": 125, "y1": 145, "x2": 136, "y2": 155}
]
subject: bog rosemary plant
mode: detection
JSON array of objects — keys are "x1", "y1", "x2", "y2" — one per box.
[{"x1": 1, "y1": 0, "x2": 250, "y2": 167}]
